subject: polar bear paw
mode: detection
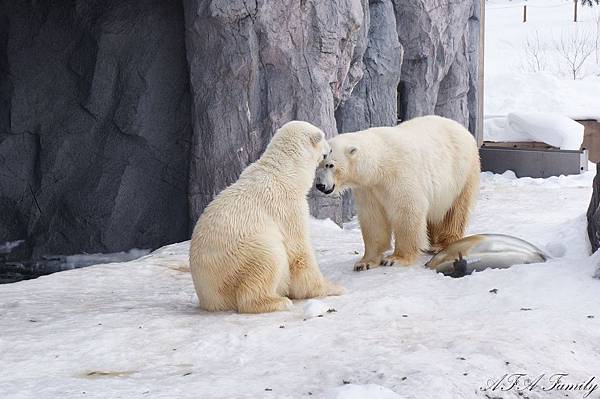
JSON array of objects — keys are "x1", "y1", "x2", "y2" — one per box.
[
  {"x1": 353, "y1": 259, "x2": 380, "y2": 272},
  {"x1": 380, "y1": 254, "x2": 415, "y2": 267},
  {"x1": 237, "y1": 296, "x2": 293, "y2": 314}
]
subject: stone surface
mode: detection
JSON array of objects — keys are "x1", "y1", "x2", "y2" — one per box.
[
  {"x1": 587, "y1": 163, "x2": 600, "y2": 253},
  {"x1": 0, "y1": 0, "x2": 192, "y2": 259},
  {"x1": 335, "y1": 0, "x2": 480, "y2": 135},
  {"x1": 394, "y1": 0, "x2": 480, "y2": 133},
  {"x1": 183, "y1": 0, "x2": 369, "y2": 222},
  {"x1": 335, "y1": 0, "x2": 403, "y2": 133}
]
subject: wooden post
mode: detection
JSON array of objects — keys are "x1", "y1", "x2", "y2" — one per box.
[
  {"x1": 574, "y1": 0, "x2": 578, "y2": 22},
  {"x1": 523, "y1": 5, "x2": 527, "y2": 23}
]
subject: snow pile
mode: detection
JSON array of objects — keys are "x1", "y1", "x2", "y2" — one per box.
[
  {"x1": 303, "y1": 299, "x2": 333, "y2": 319},
  {"x1": 510, "y1": 112, "x2": 583, "y2": 149},
  {"x1": 485, "y1": 112, "x2": 585, "y2": 149},
  {"x1": 0, "y1": 166, "x2": 599, "y2": 399},
  {"x1": 485, "y1": 116, "x2": 529, "y2": 143}
]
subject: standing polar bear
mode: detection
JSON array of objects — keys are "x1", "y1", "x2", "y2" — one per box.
[
  {"x1": 189, "y1": 121, "x2": 345, "y2": 313},
  {"x1": 315, "y1": 115, "x2": 480, "y2": 271}
]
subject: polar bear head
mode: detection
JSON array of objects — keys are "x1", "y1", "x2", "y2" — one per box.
[
  {"x1": 314, "y1": 133, "x2": 363, "y2": 195},
  {"x1": 264, "y1": 121, "x2": 330, "y2": 168}
]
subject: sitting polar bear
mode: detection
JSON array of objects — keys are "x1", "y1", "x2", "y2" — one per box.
[
  {"x1": 189, "y1": 121, "x2": 345, "y2": 313},
  {"x1": 315, "y1": 115, "x2": 480, "y2": 271}
]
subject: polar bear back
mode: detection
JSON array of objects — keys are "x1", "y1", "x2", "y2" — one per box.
[{"x1": 334, "y1": 115, "x2": 479, "y2": 223}]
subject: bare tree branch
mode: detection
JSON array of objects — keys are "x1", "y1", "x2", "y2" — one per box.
[
  {"x1": 553, "y1": 27, "x2": 595, "y2": 80},
  {"x1": 523, "y1": 30, "x2": 547, "y2": 72},
  {"x1": 593, "y1": 7, "x2": 600, "y2": 64},
  {"x1": 582, "y1": 0, "x2": 600, "y2": 7}
]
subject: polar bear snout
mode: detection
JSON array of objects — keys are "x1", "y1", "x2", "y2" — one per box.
[
  {"x1": 316, "y1": 182, "x2": 335, "y2": 194},
  {"x1": 315, "y1": 170, "x2": 335, "y2": 194}
]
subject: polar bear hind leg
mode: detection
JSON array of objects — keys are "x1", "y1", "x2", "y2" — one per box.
[
  {"x1": 429, "y1": 164, "x2": 479, "y2": 251},
  {"x1": 234, "y1": 234, "x2": 293, "y2": 314}
]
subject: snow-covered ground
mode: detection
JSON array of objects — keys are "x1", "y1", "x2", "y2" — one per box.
[
  {"x1": 485, "y1": 0, "x2": 600, "y2": 144},
  {"x1": 1, "y1": 166, "x2": 599, "y2": 399}
]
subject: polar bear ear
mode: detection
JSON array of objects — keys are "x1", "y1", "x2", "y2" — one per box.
[
  {"x1": 309, "y1": 130, "x2": 324, "y2": 146},
  {"x1": 346, "y1": 145, "x2": 358, "y2": 157}
]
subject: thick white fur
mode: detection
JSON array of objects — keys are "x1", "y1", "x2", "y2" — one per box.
[
  {"x1": 189, "y1": 121, "x2": 344, "y2": 313},
  {"x1": 318, "y1": 115, "x2": 480, "y2": 270}
]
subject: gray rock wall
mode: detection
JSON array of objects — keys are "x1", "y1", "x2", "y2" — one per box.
[
  {"x1": 0, "y1": 0, "x2": 481, "y2": 262},
  {"x1": 183, "y1": 0, "x2": 369, "y2": 222},
  {"x1": 0, "y1": 0, "x2": 192, "y2": 259},
  {"x1": 394, "y1": 0, "x2": 480, "y2": 132},
  {"x1": 335, "y1": 0, "x2": 403, "y2": 133}
]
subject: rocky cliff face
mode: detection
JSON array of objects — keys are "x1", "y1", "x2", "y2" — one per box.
[
  {"x1": 0, "y1": 1, "x2": 192, "y2": 259},
  {"x1": 335, "y1": 0, "x2": 403, "y2": 134},
  {"x1": 0, "y1": 0, "x2": 480, "y2": 261},
  {"x1": 395, "y1": 0, "x2": 481, "y2": 132},
  {"x1": 183, "y1": 0, "x2": 370, "y2": 222}
]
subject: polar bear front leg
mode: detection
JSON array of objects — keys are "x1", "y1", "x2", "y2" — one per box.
[
  {"x1": 288, "y1": 249, "x2": 345, "y2": 299},
  {"x1": 381, "y1": 199, "x2": 429, "y2": 267},
  {"x1": 288, "y1": 259, "x2": 345, "y2": 299},
  {"x1": 286, "y1": 211, "x2": 345, "y2": 299},
  {"x1": 353, "y1": 189, "x2": 392, "y2": 272}
]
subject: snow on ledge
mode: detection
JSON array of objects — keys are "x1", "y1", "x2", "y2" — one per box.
[{"x1": 485, "y1": 113, "x2": 585, "y2": 150}]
